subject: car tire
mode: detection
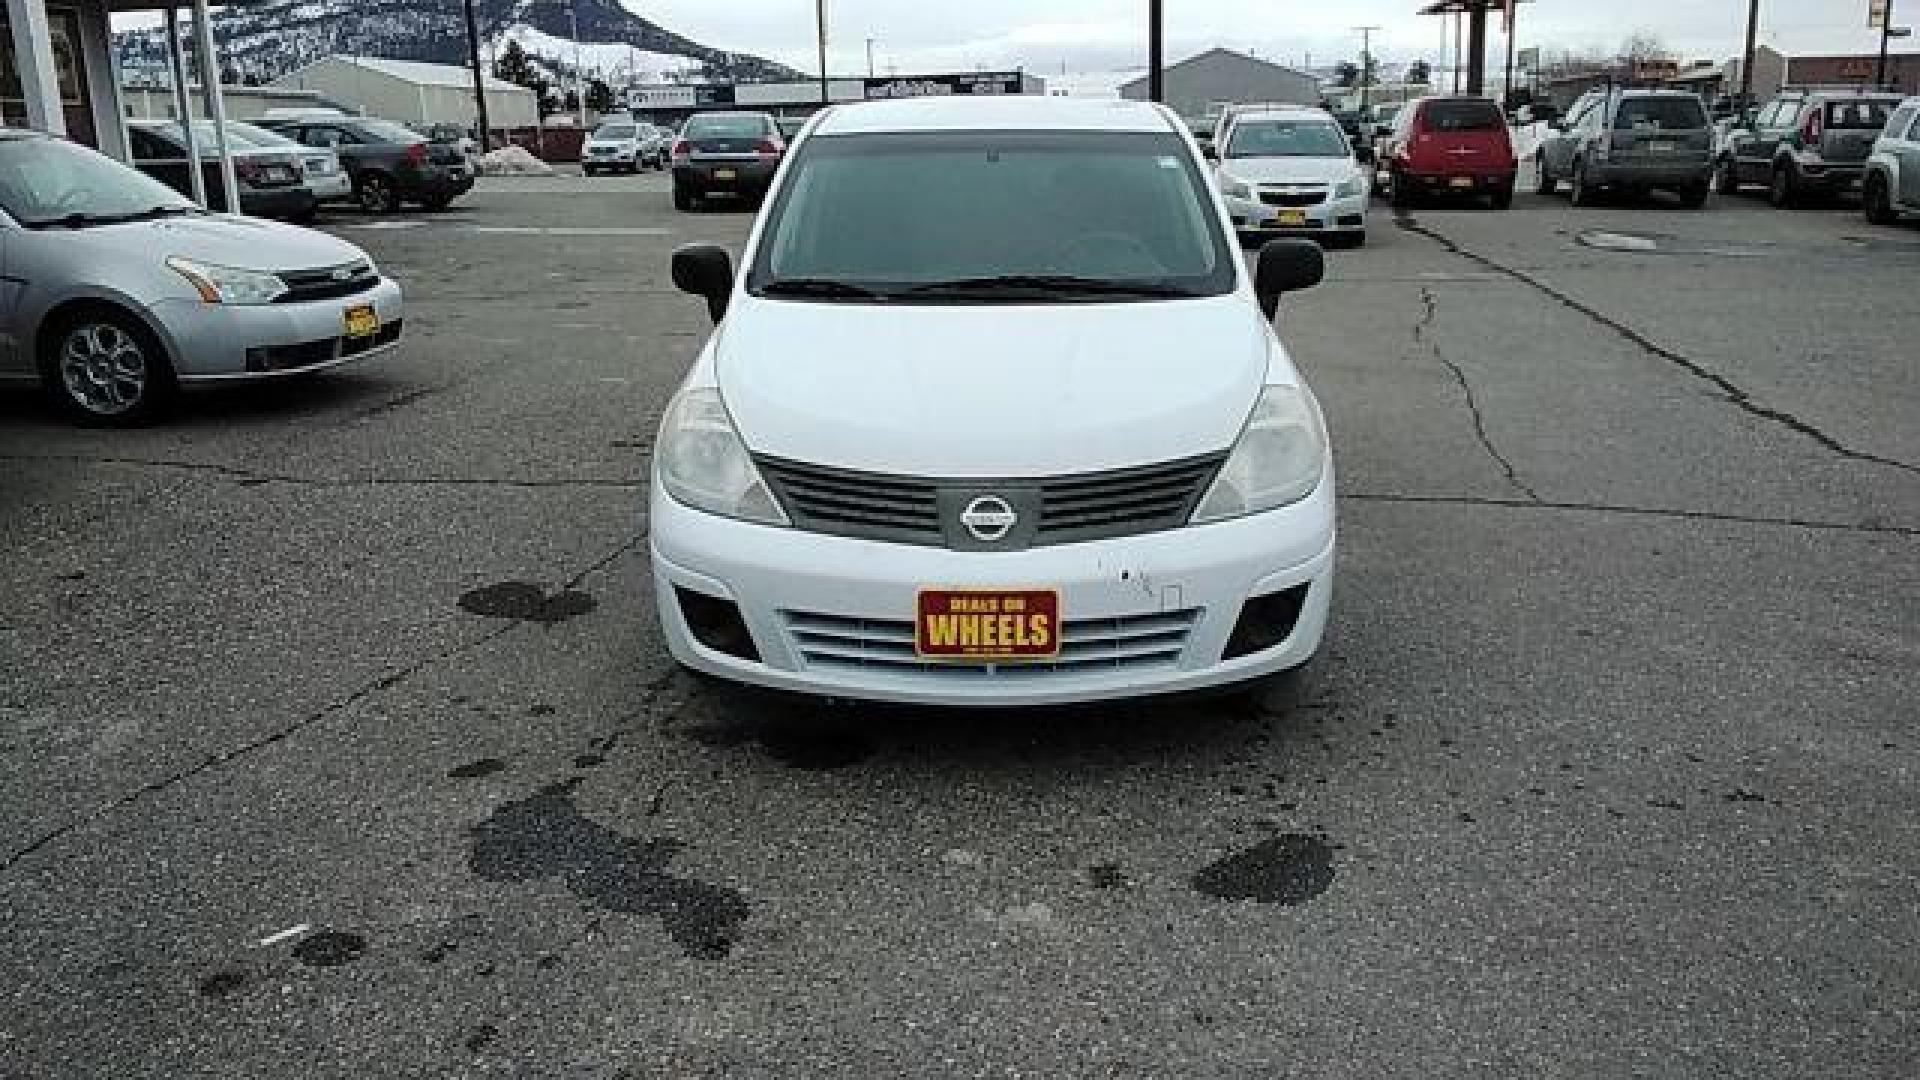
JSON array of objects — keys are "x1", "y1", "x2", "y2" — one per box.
[
  {"x1": 1536, "y1": 153, "x2": 1557, "y2": 195},
  {"x1": 583, "y1": 165, "x2": 598, "y2": 176},
  {"x1": 1489, "y1": 185, "x2": 1514, "y2": 210},
  {"x1": 1864, "y1": 173, "x2": 1899, "y2": 225},
  {"x1": 40, "y1": 305, "x2": 176, "y2": 427},
  {"x1": 1768, "y1": 163, "x2": 1798, "y2": 209},
  {"x1": 1678, "y1": 181, "x2": 1710, "y2": 209},
  {"x1": 355, "y1": 171, "x2": 400, "y2": 213},
  {"x1": 1569, "y1": 159, "x2": 1597, "y2": 206},
  {"x1": 1715, "y1": 157, "x2": 1742, "y2": 196},
  {"x1": 1388, "y1": 169, "x2": 1413, "y2": 211},
  {"x1": 421, "y1": 195, "x2": 454, "y2": 212},
  {"x1": 672, "y1": 184, "x2": 700, "y2": 212}
]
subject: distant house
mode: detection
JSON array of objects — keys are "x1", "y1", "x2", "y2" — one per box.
[
  {"x1": 270, "y1": 56, "x2": 539, "y2": 129},
  {"x1": 1120, "y1": 48, "x2": 1321, "y2": 122}
]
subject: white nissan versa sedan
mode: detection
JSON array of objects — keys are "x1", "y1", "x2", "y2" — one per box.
[{"x1": 652, "y1": 96, "x2": 1333, "y2": 706}]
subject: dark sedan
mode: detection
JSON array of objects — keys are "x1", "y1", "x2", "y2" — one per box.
[
  {"x1": 671, "y1": 111, "x2": 785, "y2": 211},
  {"x1": 258, "y1": 116, "x2": 473, "y2": 212},
  {"x1": 126, "y1": 119, "x2": 317, "y2": 222}
]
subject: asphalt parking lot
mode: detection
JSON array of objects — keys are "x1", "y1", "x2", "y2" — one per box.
[{"x1": 3, "y1": 171, "x2": 1917, "y2": 1078}]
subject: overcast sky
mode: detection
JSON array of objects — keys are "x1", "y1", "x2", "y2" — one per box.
[{"x1": 637, "y1": 0, "x2": 1908, "y2": 76}]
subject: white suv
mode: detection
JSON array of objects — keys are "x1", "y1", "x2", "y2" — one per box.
[
  {"x1": 1864, "y1": 96, "x2": 1920, "y2": 225},
  {"x1": 651, "y1": 96, "x2": 1335, "y2": 706}
]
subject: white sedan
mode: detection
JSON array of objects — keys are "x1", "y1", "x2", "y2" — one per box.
[
  {"x1": 1213, "y1": 108, "x2": 1371, "y2": 246},
  {"x1": 650, "y1": 95, "x2": 1334, "y2": 706}
]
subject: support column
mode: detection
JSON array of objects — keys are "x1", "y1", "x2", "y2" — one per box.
[
  {"x1": 189, "y1": 0, "x2": 241, "y2": 215},
  {"x1": 164, "y1": 7, "x2": 208, "y2": 208},
  {"x1": 1466, "y1": 4, "x2": 1488, "y2": 95},
  {"x1": 6, "y1": 0, "x2": 67, "y2": 136}
]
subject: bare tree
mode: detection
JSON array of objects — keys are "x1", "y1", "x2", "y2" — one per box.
[{"x1": 1620, "y1": 31, "x2": 1670, "y2": 65}]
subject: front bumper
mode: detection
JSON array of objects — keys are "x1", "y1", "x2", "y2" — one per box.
[
  {"x1": 584, "y1": 144, "x2": 643, "y2": 168},
  {"x1": 1227, "y1": 191, "x2": 1369, "y2": 236},
  {"x1": 149, "y1": 276, "x2": 405, "y2": 380},
  {"x1": 648, "y1": 464, "x2": 1337, "y2": 707}
]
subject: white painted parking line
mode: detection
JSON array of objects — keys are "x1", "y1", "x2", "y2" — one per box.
[
  {"x1": 469, "y1": 226, "x2": 673, "y2": 236},
  {"x1": 347, "y1": 220, "x2": 429, "y2": 231}
]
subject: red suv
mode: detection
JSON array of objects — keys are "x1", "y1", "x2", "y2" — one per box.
[{"x1": 1380, "y1": 96, "x2": 1517, "y2": 209}]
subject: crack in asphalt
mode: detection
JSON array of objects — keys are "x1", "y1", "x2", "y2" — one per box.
[
  {"x1": 0, "y1": 453, "x2": 641, "y2": 491},
  {"x1": 1415, "y1": 287, "x2": 1544, "y2": 503},
  {"x1": 341, "y1": 382, "x2": 458, "y2": 425},
  {"x1": 1394, "y1": 215, "x2": 1920, "y2": 478},
  {"x1": 0, "y1": 534, "x2": 646, "y2": 876},
  {"x1": 1345, "y1": 491, "x2": 1919, "y2": 537}
]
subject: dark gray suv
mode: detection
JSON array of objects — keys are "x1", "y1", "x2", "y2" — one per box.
[
  {"x1": 1717, "y1": 89, "x2": 1904, "y2": 208},
  {"x1": 1536, "y1": 88, "x2": 1713, "y2": 207}
]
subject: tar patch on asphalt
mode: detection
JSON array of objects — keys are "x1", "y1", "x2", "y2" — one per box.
[
  {"x1": 196, "y1": 967, "x2": 249, "y2": 1000},
  {"x1": 292, "y1": 930, "x2": 368, "y2": 968},
  {"x1": 458, "y1": 581, "x2": 597, "y2": 625},
  {"x1": 1191, "y1": 833, "x2": 1336, "y2": 905},
  {"x1": 448, "y1": 758, "x2": 507, "y2": 779},
  {"x1": 468, "y1": 781, "x2": 748, "y2": 959}
]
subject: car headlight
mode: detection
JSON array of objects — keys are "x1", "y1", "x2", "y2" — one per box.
[
  {"x1": 655, "y1": 387, "x2": 789, "y2": 526},
  {"x1": 165, "y1": 256, "x2": 288, "y2": 305},
  {"x1": 1219, "y1": 174, "x2": 1253, "y2": 200},
  {"x1": 1192, "y1": 384, "x2": 1328, "y2": 523},
  {"x1": 1334, "y1": 174, "x2": 1366, "y2": 199}
]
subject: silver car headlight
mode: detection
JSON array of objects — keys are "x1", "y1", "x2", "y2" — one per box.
[
  {"x1": 1334, "y1": 174, "x2": 1366, "y2": 199},
  {"x1": 1219, "y1": 174, "x2": 1253, "y2": 200},
  {"x1": 656, "y1": 387, "x2": 789, "y2": 526},
  {"x1": 1192, "y1": 384, "x2": 1328, "y2": 523},
  {"x1": 165, "y1": 256, "x2": 288, "y2": 305}
]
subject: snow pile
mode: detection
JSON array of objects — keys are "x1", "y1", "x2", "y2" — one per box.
[
  {"x1": 477, "y1": 145, "x2": 554, "y2": 176},
  {"x1": 501, "y1": 23, "x2": 704, "y2": 82}
]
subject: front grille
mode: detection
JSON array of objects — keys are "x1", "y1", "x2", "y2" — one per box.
[
  {"x1": 276, "y1": 261, "x2": 378, "y2": 304},
  {"x1": 243, "y1": 319, "x2": 401, "y2": 372},
  {"x1": 784, "y1": 608, "x2": 1199, "y2": 677},
  {"x1": 756, "y1": 454, "x2": 1223, "y2": 550},
  {"x1": 1259, "y1": 188, "x2": 1328, "y2": 207}
]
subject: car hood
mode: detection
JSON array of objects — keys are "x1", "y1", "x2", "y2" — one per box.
[
  {"x1": 1219, "y1": 156, "x2": 1363, "y2": 186},
  {"x1": 69, "y1": 214, "x2": 368, "y2": 271},
  {"x1": 714, "y1": 294, "x2": 1272, "y2": 477}
]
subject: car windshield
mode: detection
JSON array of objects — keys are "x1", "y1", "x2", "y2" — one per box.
[
  {"x1": 1423, "y1": 99, "x2": 1505, "y2": 131},
  {"x1": 748, "y1": 129, "x2": 1235, "y2": 302},
  {"x1": 1825, "y1": 99, "x2": 1897, "y2": 129},
  {"x1": 1615, "y1": 97, "x2": 1708, "y2": 130},
  {"x1": 352, "y1": 119, "x2": 426, "y2": 144},
  {"x1": 595, "y1": 125, "x2": 638, "y2": 139},
  {"x1": 1226, "y1": 119, "x2": 1349, "y2": 158},
  {"x1": 686, "y1": 115, "x2": 769, "y2": 139},
  {"x1": 0, "y1": 137, "x2": 195, "y2": 227}
]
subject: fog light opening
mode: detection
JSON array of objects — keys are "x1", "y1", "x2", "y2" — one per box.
[
  {"x1": 1224, "y1": 584, "x2": 1310, "y2": 660},
  {"x1": 675, "y1": 586, "x2": 760, "y2": 662}
]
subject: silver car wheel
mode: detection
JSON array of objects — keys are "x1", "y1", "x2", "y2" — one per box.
[{"x1": 59, "y1": 321, "x2": 147, "y2": 416}]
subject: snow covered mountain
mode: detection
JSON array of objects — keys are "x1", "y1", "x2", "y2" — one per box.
[{"x1": 115, "y1": 0, "x2": 797, "y2": 87}]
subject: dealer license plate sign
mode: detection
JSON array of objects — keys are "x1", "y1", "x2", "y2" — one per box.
[
  {"x1": 343, "y1": 304, "x2": 379, "y2": 339},
  {"x1": 714, "y1": 168, "x2": 737, "y2": 180},
  {"x1": 1276, "y1": 209, "x2": 1307, "y2": 226},
  {"x1": 916, "y1": 589, "x2": 1060, "y2": 661},
  {"x1": 1449, "y1": 175, "x2": 1475, "y2": 189}
]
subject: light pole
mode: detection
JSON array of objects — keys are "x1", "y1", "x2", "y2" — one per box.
[
  {"x1": 1354, "y1": 26, "x2": 1381, "y2": 113},
  {"x1": 568, "y1": 0, "x2": 586, "y2": 127},
  {"x1": 1148, "y1": 0, "x2": 1164, "y2": 103},
  {"x1": 1875, "y1": 0, "x2": 1897, "y2": 88},
  {"x1": 817, "y1": 0, "x2": 830, "y2": 104},
  {"x1": 1739, "y1": 0, "x2": 1760, "y2": 108},
  {"x1": 866, "y1": 37, "x2": 876, "y2": 79}
]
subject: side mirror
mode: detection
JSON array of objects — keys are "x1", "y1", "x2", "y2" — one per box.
[
  {"x1": 1375, "y1": 123, "x2": 1392, "y2": 137},
  {"x1": 1253, "y1": 239, "x2": 1324, "y2": 321},
  {"x1": 671, "y1": 244, "x2": 733, "y2": 324},
  {"x1": 1202, "y1": 142, "x2": 1218, "y2": 160},
  {"x1": 1354, "y1": 144, "x2": 1375, "y2": 164}
]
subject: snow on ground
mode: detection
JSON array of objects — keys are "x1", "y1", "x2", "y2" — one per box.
[
  {"x1": 477, "y1": 145, "x2": 555, "y2": 176},
  {"x1": 501, "y1": 23, "x2": 702, "y2": 83},
  {"x1": 1043, "y1": 70, "x2": 1142, "y2": 99}
]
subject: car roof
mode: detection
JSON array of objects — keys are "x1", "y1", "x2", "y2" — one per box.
[
  {"x1": 1230, "y1": 107, "x2": 1333, "y2": 123},
  {"x1": 814, "y1": 96, "x2": 1177, "y2": 136}
]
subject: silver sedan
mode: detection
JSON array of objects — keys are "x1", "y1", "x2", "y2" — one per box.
[{"x1": 0, "y1": 129, "x2": 403, "y2": 425}]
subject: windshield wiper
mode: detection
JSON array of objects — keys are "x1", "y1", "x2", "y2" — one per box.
[
  {"x1": 758, "y1": 278, "x2": 888, "y2": 300},
  {"x1": 27, "y1": 205, "x2": 198, "y2": 230},
  {"x1": 905, "y1": 275, "x2": 1200, "y2": 299}
]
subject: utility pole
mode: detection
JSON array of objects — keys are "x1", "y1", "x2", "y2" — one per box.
[
  {"x1": 569, "y1": 0, "x2": 586, "y2": 127},
  {"x1": 1148, "y1": 0, "x2": 1164, "y2": 103},
  {"x1": 463, "y1": 0, "x2": 492, "y2": 149},
  {"x1": 1875, "y1": 0, "x2": 1896, "y2": 88},
  {"x1": 816, "y1": 0, "x2": 830, "y2": 104},
  {"x1": 1354, "y1": 25, "x2": 1381, "y2": 113},
  {"x1": 866, "y1": 37, "x2": 876, "y2": 79},
  {"x1": 1739, "y1": 0, "x2": 1760, "y2": 108},
  {"x1": 1503, "y1": 2, "x2": 1518, "y2": 108}
]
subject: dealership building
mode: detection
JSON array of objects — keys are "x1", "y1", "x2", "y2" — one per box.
[{"x1": 627, "y1": 70, "x2": 1047, "y2": 126}]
